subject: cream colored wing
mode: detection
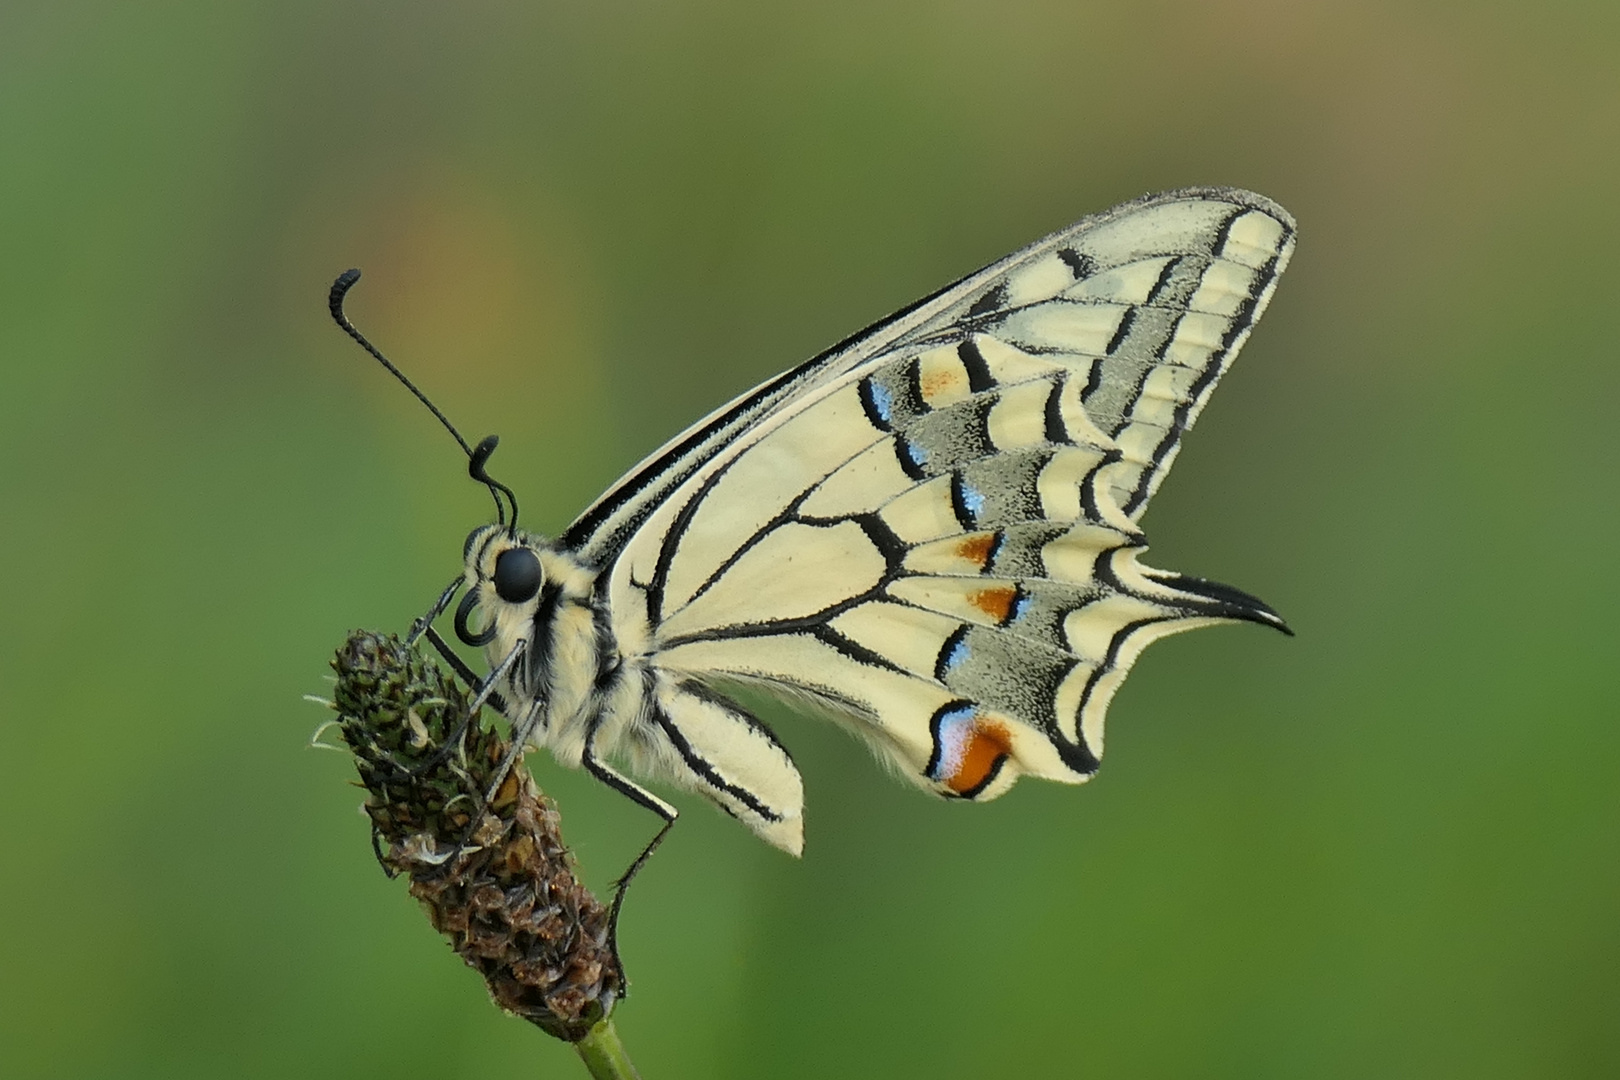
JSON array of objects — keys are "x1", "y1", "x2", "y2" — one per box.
[
  {"x1": 565, "y1": 187, "x2": 1293, "y2": 561},
  {"x1": 590, "y1": 188, "x2": 1294, "y2": 847}
]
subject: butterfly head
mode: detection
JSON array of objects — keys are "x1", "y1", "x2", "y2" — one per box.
[{"x1": 455, "y1": 524, "x2": 546, "y2": 648}]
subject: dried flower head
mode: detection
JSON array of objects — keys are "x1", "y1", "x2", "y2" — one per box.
[{"x1": 329, "y1": 630, "x2": 624, "y2": 1042}]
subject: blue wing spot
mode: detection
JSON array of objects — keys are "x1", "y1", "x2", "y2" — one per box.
[
  {"x1": 1009, "y1": 594, "x2": 1033, "y2": 623},
  {"x1": 934, "y1": 625, "x2": 971, "y2": 682},
  {"x1": 950, "y1": 473, "x2": 985, "y2": 530},
  {"x1": 894, "y1": 435, "x2": 928, "y2": 480},
  {"x1": 860, "y1": 377, "x2": 895, "y2": 430},
  {"x1": 926, "y1": 703, "x2": 979, "y2": 783},
  {"x1": 960, "y1": 482, "x2": 985, "y2": 518},
  {"x1": 872, "y1": 382, "x2": 893, "y2": 423}
]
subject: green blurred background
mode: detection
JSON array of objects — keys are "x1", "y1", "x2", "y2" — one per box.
[{"x1": 3, "y1": 1, "x2": 1617, "y2": 1076}]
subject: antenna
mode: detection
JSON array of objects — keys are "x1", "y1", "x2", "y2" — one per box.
[
  {"x1": 469, "y1": 435, "x2": 521, "y2": 534},
  {"x1": 328, "y1": 269, "x2": 519, "y2": 530}
]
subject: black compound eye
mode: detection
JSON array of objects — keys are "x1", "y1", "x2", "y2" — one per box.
[{"x1": 492, "y1": 547, "x2": 543, "y2": 604}]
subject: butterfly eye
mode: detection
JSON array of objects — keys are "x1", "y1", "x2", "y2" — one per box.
[{"x1": 492, "y1": 547, "x2": 543, "y2": 603}]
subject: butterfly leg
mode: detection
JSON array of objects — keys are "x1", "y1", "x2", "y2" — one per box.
[
  {"x1": 408, "y1": 637, "x2": 522, "y2": 781},
  {"x1": 408, "y1": 573, "x2": 512, "y2": 720},
  {"x1": 411, "y1": 580, "x2": 512, "y2": 715},
  {"x1": 581, "y1": 739, "x2": 679, "y2": 964},
  {"x1": 406, "y1": 574, "x2": 464, "y2": 646},
  {"x1": 420, "y1": 625, "x2": 487, "y2": 694},
  {"x1": 475, "y1": 659, "x2": 545, "y2": 806}
]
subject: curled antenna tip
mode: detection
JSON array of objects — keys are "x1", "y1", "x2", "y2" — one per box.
[
  {"x1": 470, "y1": 434, "x2": 500, "y2": 476},
  {"x1": 469, "y1": 435, "x2": 520, "y2": 531},
  {"x1": 329, "y1": 268, "x2": 363, "y2": 322}
]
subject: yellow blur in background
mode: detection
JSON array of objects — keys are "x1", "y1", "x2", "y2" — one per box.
[{"x1": 2, "y1": 2, "x2": 1617, "y2": 1077}]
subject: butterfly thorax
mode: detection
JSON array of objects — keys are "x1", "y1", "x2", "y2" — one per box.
[{"x1": 459, "y1": 524, "x2": 635, "y2": 769}]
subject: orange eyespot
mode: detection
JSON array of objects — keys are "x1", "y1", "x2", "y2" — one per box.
[
  {"x1": 945, "y1": 718, "x2": 1013, "y2": 795},
  {"x1": 968, "y1": 585, "x2": 1018, "y2": 623},
  {"x1": 918, "y1": 366, "x2": 964, "y2": 401},
  {"x1": 953, "y1": 532, "x2": 997, "y2": 570}
]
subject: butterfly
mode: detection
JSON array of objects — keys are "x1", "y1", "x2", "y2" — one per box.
[{"x1": 331, "y1": 186, "x2": 1295, "y2": 860}]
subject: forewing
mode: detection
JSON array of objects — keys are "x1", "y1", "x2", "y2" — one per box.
[
  {"x1": 566, "y1": 187, "x2": 1294, "y2": 564},
  {"x1": 873, "y1": 190, "x2": 1295, "y2": 519}
]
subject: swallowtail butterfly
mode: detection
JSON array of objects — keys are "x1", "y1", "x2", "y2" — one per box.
[{"x1": 332, "y1": 187, "x2": 1295, "y2": 860}]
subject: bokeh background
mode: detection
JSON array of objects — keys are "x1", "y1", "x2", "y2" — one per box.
[{"x1": 3, "y1": 2, "x2": 1617, "y2": 1076}]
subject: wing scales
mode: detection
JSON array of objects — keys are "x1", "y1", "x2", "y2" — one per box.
[
  {"x1": 571, "y1": 189, "x2": 1293, "y2": 562},
  {"x1": 656, "y1": 519, "x2": 888, "y2": 641},
  {"x1": 638, "y1": 364, "x2": 1251, "y2": 797},
  {"x1": 630, "y1": 674, "x2": 806, "y2": 854},
  {"x1": 590, "y1": 189, "x2": 1293, "y2": 845}
]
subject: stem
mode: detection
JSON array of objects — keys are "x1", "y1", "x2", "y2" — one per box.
[{"x1": 574, "y1": 1018, "x2": 642, "y2": 1080}]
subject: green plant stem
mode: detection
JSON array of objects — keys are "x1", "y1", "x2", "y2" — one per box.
[{"x1": 574, "y1": 1018, "x2": 641, "y2": 1080}]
